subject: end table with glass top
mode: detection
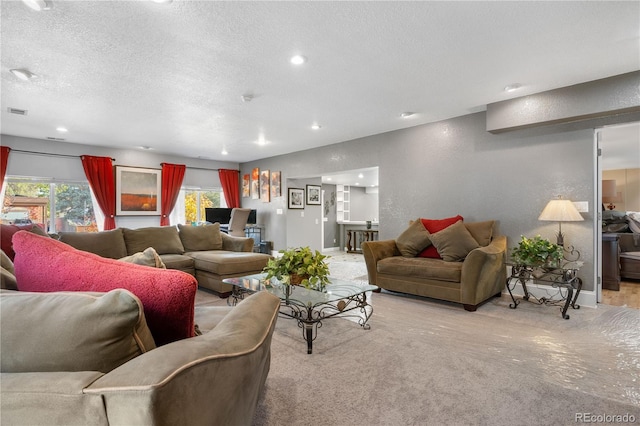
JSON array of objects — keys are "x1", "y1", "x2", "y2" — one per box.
[
  {"x1": 223, "y1": 274, "x2": 378, "y2": 354},
  {"x1": 505, "y1": 260, "x2": 583, "y2": 319}
]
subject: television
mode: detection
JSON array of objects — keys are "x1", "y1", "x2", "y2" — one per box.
[
  {"x1": 205, "y1": 208, "x2": 232, "y2": 224},
  {"x1": 205, "y1": 208, "x2": 257, "y2": 225}
]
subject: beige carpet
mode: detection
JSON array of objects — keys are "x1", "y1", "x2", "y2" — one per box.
[{"x1": 197, "y1": 254, "x2": 640, "y2": 425}]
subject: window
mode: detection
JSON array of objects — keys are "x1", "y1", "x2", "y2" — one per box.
[
  {"x1": 1, "y1": 178, "x2": 97, "y2": 232},
  {"x1": 173, "y1": 188, "x2": 226, "y2": 225}
]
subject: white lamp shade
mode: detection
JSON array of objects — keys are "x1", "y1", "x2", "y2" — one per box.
[
  {"x1": 602, "y1": 180, "x2": 617, "y2": 198},
  {"x1": 538, "y1": 199, "x2": 584, "y2": 222}
]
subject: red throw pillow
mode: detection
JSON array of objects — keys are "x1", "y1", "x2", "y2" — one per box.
[
  {"x1": 0, "y1": 224, "x2": 43, "y2": 261},
  {"x1": 12, "y1": 231, "x2": 198, "y2": 346},
  {"x1": 417, "y1": 215, "x2": 464, "y2": 259}
]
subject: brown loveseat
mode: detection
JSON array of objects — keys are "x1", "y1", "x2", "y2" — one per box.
[
  {"x1": 57, "y1": 223, "x2": 271, "y2": 297},
  {"x1": 362, "y1": 219, "x2": 506, "y2": 311},
  {"x1": 1, "y1": 288, "x2": 281, "y2": 426}
]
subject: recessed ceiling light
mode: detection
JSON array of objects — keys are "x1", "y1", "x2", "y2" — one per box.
[
  {"x1": 358, "y1": 173, "x2": 364, "y2": 178},
  {"x1": 290, "y1": 55, "x2": 307, "y2": 65},
  {"x1": 10, "y1": 69, "x2": 37, "y2": 81},
  {"x1": 139, "y1": 146, "x2": 153, "y2": 150},
  {"x1": 504, "y1": 83, "x2": 522, "y2": 92},
  {"x1": 354, "y1": 182, "x2": 360, "y2": 186},
  {"x1": 21, "y1": 0, "x2": 52, "y2": 11},
  {"x1": 56, "y1": 127, "x2": 68, "y2": 133},
  {"x1": 311, "y1": 123, "x2": 321, "y2": 130},
  {"x1": 221, "y1": 147, "x2": 228, "y2": 155},
  {"x1": 256, "y1": 134, "x2": 269, "y2": 146},
  {"x1": 151, "y1": 0, "x2": 173, "y2": 4},
  {"x1": 400, "y1": 112, "x2": 414, "y2": 118},
  {"x1": 326, "y1": 177, "x2": 332, "y2": 181}
]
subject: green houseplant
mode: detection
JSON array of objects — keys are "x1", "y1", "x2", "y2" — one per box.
[
  {"x1": 510, "y1": 235, "x2": 563, "y2": 267},
  {"x1": 263, "y1": 246, "x2": 331, "y2": 291}
]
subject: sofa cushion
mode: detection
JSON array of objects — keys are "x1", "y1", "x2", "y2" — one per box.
[
  {"x1": 158, "y1": 253, "x2": 195, "y2": 272},
  {"x1": 464, "y1": 220, "x2": 495, "y2": 247},
  {"x1": 428, "y1": 220, "x2": 480, "y2": 262},
  {"x1": 123, "y1": 226, "x2": 185, "y2": 255},
  {"x1": 1, "y1": 224, "x2": 50, "y2": 261},
  {"x1": 178, "y1": 223, "x2": 223, "y2": 251},
  {"x1": 119, "y1": 247, "x2": 166, "y2": 268},
  {"x1": 396, "y1": 219, "x2": 432, "y2": 257},
  {"x1": 377, "y1": 256, "x2": 462, "y2": 282},
  {"x1": 418, "y1": 215, "x2": 464, "y2": 259},
  {"x1": 188, "y1": 250, "x2": 271, "y2": 275},
  {"x1": 0, "y1": 289, "x2": 156, "y2": 373},
  {"x1": 59, "y1": 228, "x2": 128, "y2": 259},
  {"x1": 12, "y1": 231, "x2": 197, "y2": 345},
  {"x1": 1, "y1": 250, "x2": 18, "y2": 290}
]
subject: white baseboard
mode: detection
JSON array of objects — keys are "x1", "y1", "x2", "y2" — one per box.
[{"x1": 504, "y1": 282, "x2": 597, "y2": 309}]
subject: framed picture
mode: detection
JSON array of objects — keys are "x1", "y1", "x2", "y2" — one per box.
[
  {"x1": 288, "y1": 188, "x2": 305, "y2": 209},
  {"x1": 270, "y1": 171, "x2": 281, "y2": 198},
  {"x1": 242, "y1": 174, "x2": 250, "y2": 198},
  {"x1": 306, "y1": 185, "x2": 321, "y2": 205},
  {"x1": 116, "y1": 166, "x2": 162, "y2": 216},
  {"x1": 260, "y1": 169, "x2": 270, "y2": 202},
  {"x1": 251, "y1": 168, "x2": 260, "y2": 199}
]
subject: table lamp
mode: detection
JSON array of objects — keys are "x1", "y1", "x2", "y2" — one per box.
[{"x1": 538, "y1": 197, "x2": 584, "y2": 246}]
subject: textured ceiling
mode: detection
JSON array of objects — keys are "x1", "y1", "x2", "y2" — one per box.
[{"x1": 1, "y1": 1, "x2": 639, "y2": 165}]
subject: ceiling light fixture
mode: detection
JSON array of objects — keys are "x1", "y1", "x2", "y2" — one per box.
[
  {"x1": 256, "y1": 134, "x2": 269, "y2": 146},
  {"x1": 290, "y1": 55, "x2": 307, "y2": 65},
  {"x1": 221, "y1": 147, "x2": 228, "y2": 155},
  {"x1": 311, "y1": 123, "x2": 321, "y2": 130},
  {"x1": 56, "y1": 127, "x2": 68, "y2": 133},
  {"x1": 151, "y1": 0, "x2": 173, "y2": 4},
  {"x1": 21, "y1": 0, "x2": 52, "y2": 11},
  {"x1": 10, "y1": 69, "x2": 37, "y2": 81},
  {"x1": 504, "y1": 83, "x2": 522, "y2": 92},
  {"x1": 358, "y1": 173, "x2": 364, "y2": 178},
  {"x1": 400, "y1": 112, "x2": 414, "y2": 118},
  {"x1": 139, "y1": 146, "x2": 153, "y2": 150},
  {"x1": 241, "y1": 94, "x2": 253, "y2": 103}
]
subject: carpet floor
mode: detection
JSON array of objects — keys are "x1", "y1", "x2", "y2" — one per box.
[{"x1": 196, "y1": 253, "x2": 640, "y2": 426}]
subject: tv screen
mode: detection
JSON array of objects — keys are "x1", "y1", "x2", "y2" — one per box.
[
  {"x1": 247, "y1": 209, "x2": 257, "y2": 224},
  {"x1": 205, "y1": 208, "x2": 232, "y2": 224}
]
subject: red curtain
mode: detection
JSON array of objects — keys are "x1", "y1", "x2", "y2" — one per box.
[
  {"x1": 219, "y1": 169, "x2": 240, "y2": 208},
  {"x1": 81, "y1": 155, "x2": 116, "y2": 230},
  {"x1": 160, "y1": 163, "x2": 186, "y2": 226},
  {"x1": 0, "y1": 146, "x2": 10, "y2": 190}
]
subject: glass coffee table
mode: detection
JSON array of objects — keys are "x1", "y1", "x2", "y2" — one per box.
[{"x1": 223, "y1": 274, "x2": 378, "y2": 354}]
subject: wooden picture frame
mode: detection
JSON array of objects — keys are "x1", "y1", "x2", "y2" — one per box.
[
  {"x1": 288, "y1": 188, "x2": 305, "y2": 209},
  {"x1": 260, "y1": 169, "x2": 270, "y2": 202},
  {"x1": 116, "y1": 166, "x2": 162, "y2": 216},
  {"x1": 306, "y1": 184, "x2": 321, "y2": 205}
]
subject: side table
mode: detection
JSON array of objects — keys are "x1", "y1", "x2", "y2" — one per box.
[{"x1": 506, "y1": 261, "x2": 583, "y2": 319}]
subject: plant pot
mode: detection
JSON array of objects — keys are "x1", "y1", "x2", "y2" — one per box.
[{"x1": 289, "y1": 273, "x2": 309, "y2": 286}]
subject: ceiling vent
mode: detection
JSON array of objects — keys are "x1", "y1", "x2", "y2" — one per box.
[
  {"x1": 46, "y1": 137, "x2": 66, "y2": 141},
  {"x1": 7, "y1": 107, "x2": 28, "y2": 115}
]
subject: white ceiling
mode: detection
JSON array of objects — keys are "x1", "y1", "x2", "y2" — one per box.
[{"x1": 1, "y1": 1, "x2": 639, "y2": 166}]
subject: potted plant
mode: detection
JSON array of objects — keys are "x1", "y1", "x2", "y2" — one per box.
[
  {"x1": 263, "y1": 246, "x2": 331, "y2": 291},
  {"x1": 510, "y1": 235, "x2": 563, "y2": 267}
]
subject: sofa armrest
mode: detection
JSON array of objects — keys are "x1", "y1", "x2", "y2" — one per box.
[
  {"x1": 85, "y1": 291, "x2": 280, "y2": 426},
  {"x1": 361, "y1": 240, "x2": 401, "y2": 286},
  {"x1": 221, "y1": 232, "x2": 254, "y2": 252},
  {"x1": 460, "y1": 235, "x2": 507, "y2": 305}
]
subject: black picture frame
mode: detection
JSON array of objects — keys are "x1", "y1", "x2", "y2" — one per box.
[
  {"x1": 288, "y1": 188, "x2": 305, "y2": 209},
  {"x1": 306, "y1": 185, "x2": 321, "y2": 205}
]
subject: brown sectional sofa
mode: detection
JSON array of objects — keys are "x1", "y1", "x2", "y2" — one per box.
[
  {"x1": 362, "y1": 220, "x2": 507, "y2": 311},
  {"x1": 58, "y1": 223, "x2": 271, "y2": 296}
]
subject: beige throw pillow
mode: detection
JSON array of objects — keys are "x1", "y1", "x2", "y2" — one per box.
[
  {"x1": 119, "y1": 247, "x2": 166, "y2": 269},
  {"x1": 428, "y1": 220, "x2": 480, "y2": 262},
  {"x1": 464, "y1": 220, "x2": 495, "y2": 247},
  {"x1": 0, "y1": 250, "x2": 18, "y2": 290},
  {"x1": 0, "y1": 289, "x2": 156, "y2": 373},
  {"x1": 178, "y1": 223, "x2": 223, "y2": 251},
  {"x1": 396, "y1": 219, "x2": 432, "y2": 257}
]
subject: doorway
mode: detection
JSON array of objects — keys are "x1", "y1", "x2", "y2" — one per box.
[{"x1": 597, "y1": 122, "x2": 640, "y2": 309}]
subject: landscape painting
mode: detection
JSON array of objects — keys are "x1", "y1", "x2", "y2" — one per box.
[{"x1": 116, "y1": 166, "x2": 162, "y2": 215}]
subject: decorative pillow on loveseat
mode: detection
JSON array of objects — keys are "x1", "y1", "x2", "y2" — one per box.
[
  {"x1": 0, "y1": 223, "x2": 50, "y2": 261},
  {"x1": 12, "y1": 231, "x2": 197, "y2": 345},
  {"x1": 0, "y1": 289, "x2": 156, "y2": 373},
  {"x1": 428, "y1": 220, "x2": 480, "y2": 262},
  {"x1": 417, "y1": 215, "x2": 464, "y2": 259},
  {"x1": 119, "y1": 247, "x2": 166, "y2": 268},
  {"x1": 59, "y1": 228, "x2": 128, "y2": 259},
  {"x1": 396, "y1": 219, "x2": 431, "y2": 257}
]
